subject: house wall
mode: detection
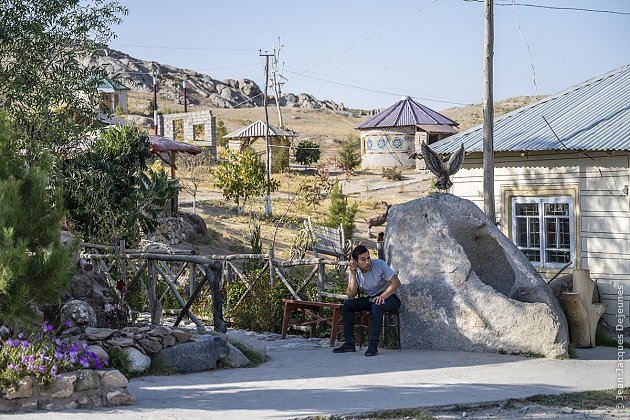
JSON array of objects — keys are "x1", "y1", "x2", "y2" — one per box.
[
  {"x1": 448, "y1": 150, "x2": 630, "y2": 327},
  {"x1": 359, "y1": 127, "x2": 416, "y2": 169},
  {"x1": 159, "y1": 110, "x2": 216, "y2": 157}
]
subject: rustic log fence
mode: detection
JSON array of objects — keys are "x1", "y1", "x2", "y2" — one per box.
[{"x1": 81, "y1": 242, "x2": 348, "y2": 333}]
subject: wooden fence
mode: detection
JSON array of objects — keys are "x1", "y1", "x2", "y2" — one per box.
[{"x1": 81, "y1": 242, "x2": 348, "y2": 333}]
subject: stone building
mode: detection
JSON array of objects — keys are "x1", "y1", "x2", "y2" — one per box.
[{"x1": 157, "y1": 110, "x2": 216, "y2": 157}]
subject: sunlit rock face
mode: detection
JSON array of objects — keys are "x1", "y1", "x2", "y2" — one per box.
[{"x1": 384, "y1": 193, "x2": 569, "y2": 358}]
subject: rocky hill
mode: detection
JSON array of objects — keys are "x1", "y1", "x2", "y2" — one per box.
[{"x1": 86, "y1": 47, "x2": 348, "y2": 111}]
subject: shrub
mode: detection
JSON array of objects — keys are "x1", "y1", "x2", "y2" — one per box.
[
  {"x1": 381, "y1": 167, "x2": 403, "y2": 181},
  {"x1": 60, "y1": 125, "x2": 178, "y2": 246},
  {"x1": 0, "y1": 323, "x2": 107, "y2": 392},
  {"x1": 338, "y1": 136, "x2": 361, "y2": 173},
  {"x1": 216, "y1": 118, "x2": 228, "y2": 148},
  {"x1": 295, "y1": 139, "x2": 320, "y2": 167},
  {"x1": 324, "y1": 181, "x2": 357, "y2": 241}
]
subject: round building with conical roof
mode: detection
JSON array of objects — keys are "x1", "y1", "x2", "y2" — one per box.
[{"x1": 354, "y1": 96, "x2": 459, "y2": 169}]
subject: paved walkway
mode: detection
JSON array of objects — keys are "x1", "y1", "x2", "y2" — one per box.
[{"x1": 6, "y1": 330, "x2": 626, "y2": 420}]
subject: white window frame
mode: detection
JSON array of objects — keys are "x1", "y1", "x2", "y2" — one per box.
[{"x1": 511, "y1": 196, "x2": 574, "y2": 268}]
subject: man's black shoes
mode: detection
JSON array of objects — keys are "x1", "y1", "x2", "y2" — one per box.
[
  {"x1": 365, "y1": 346, "x2": 378, "y2": 356},
  {"x1": 332, "y1": 342, "x2": 356, "y2": 353}
]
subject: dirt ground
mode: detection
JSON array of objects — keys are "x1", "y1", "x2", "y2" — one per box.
[{"x1": 178, "y1": 168, "x2": 432, "y2": 258}]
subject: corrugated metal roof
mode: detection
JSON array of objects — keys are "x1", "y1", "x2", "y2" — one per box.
[
  {"x1": 355, "y1": 96, "x2": 459, "y2": 129},
  {"x1": 431, "y1": 64, "x2": 630, "y2": 154},
  {"x1": 224, "y1": 119, "x2": 295, "y2": 138},
  {"x1": 96, "y1": 77, "x2": 129, "y2": 93}
]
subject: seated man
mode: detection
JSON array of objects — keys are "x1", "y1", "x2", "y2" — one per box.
[{"x1": 333, "y1": 244, "x2": 401, "y2": 356}]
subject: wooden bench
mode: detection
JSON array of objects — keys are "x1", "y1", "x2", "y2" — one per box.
[{"x1": 281, "y1": 299, "x2": 343, "y2": 346}]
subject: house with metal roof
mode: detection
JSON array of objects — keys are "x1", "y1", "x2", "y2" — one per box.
[
  {"x1": 354, "y1": 96, "x2": 459, "y2": 169},
  {"x1": 224, "y1": 119, "x2": 296, "y2": 172},
  {"x1": 430, "y1": 64, "x2": 630, "y2": 328},
  {"x1": 96, "y1": 77, "x2": 130, "y2": 113}
]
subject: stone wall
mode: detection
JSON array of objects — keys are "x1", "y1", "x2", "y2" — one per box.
[{"x1": 0, "y1": 369, "x2": 133, "y2": 412}]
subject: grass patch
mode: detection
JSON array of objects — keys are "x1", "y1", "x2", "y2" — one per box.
[
  {"x1": 596, "y1": 326, "x2": 630, "y2": 348},
  {"x1": 107, "y1": 348, "x2": 132, "y2": 377},
  {"x1": 231, "y1": 342, "x2": 266, "y2": 368},
  {"x1": 527, "y1": 388, "x2": 629, "y2": 409}
]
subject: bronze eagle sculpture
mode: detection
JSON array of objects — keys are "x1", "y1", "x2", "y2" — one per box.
[{"x1": 410, "y1": 143, "x2": 465, "y2": 190}]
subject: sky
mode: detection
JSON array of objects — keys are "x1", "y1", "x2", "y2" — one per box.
[{"x1": 110, "y1": 0, "x2": 630, "y2": 111}]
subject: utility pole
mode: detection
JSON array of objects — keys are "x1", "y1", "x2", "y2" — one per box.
[
  {"x1": 482, "y1": 0, "x2": 495, "y2": 221},
  {"x1": 152, "y1": 72, "x2": 158, "y2": 135},
  {"x1": 271, "y1": 37, "x2": 286, "y2": 129},
  {"x1": 183, "y1": 79, "x2": 188, "y2": 113},
  {"x1": 260, "y1": 49, "x2": 274, "y2": 216}
]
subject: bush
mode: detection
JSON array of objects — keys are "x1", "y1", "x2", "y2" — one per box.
[
  {"x1": 338, "y1": 136, "x2": 361, "y2": 173},
  {"x1": 216, "y1": 118, "x2": 228, "y2": 148},
  {"x1": 381, "y1": 167, "x2": 403, "y2": 181},
  {"x1": 324, "y1": 181, "x2": 357, "y2": 241},
  {"x1": 60, "y1": 125, "x2": 178, "y2": 246},
  {"x1": 295, "y1": 139, "x2": 320, "y2": 167},
  {"x1": 0, "y1": 323, "x2": 107, "y2": 392}
]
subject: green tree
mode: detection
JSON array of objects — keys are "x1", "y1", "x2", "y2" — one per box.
[
  {"x1": 338, "y1": 136, "x2": 361, "y2": 173},
  {"x1": 0, "y1": 0, "x2": 127, "y2": 164},
  {"x1": 0, "y1": 114, "x2": 75, "y2": 329},
  {"x1": 324, "y1": 181, "x2": 357, "y2": 241},
  {"x1": 216, "y1": 118, "x2": 228, "y2": 148},
  {"x1": 295, "y1": 139, "x2": 321, "y2": 167},
  {"x1": 60, "y1": 125, "x2": 178, "y2": 245},
  {"x1": 213, "y1": 148, "x2": 279, "y2": 214}
]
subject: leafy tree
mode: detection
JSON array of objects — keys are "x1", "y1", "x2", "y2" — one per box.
[
  {"x1": 0, "y1": 0, "x2": 127, "y2": 164},
  {"x1": 60, "y1": 125, "x2": 179, "y2": 246},
  {"x1": 216, "y1": 118, "x2": 228, "y2": 148},
  {"x1": 324, "y1": 181, "x2": 357, "y2": 241},
  {"x1": 213, "y1": 148, "x2": 279, "y2": 214},
  {"x1": 295, "y1": 139, "x2": 321, "y2": 167},
  {"x1": 0, "y1": 113, "x2": 75, "y2": 329},
  {"x1": 338, "y1": 136, "x2": 361, "y2": 173}
]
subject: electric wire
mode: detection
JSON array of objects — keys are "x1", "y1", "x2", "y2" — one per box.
[{"x1": 463, "y1": 0, "x2": 630, "y2": 15}]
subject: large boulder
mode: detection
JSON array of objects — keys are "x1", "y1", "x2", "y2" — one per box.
[
  {"x1": 384, "y1": 193, "x2": 569, "y2": 357},
  {"x1": 153, "y1": 335, "x2": 229, "y2": 373}
]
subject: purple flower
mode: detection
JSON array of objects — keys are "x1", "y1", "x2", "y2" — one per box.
[
  {"x1": 64, "y1": 320, "x2": 70, "y2": 328},
  {"x1": 70, "y1": 356, "x2": 77, "y2": 364},
  {"x1": 27, "y1": 364, "x2": 34, "y2": 371},
  {"x1": 21, "y1": 340, "x2": 29, "y2": 349},
  {"x1": 38, "y1": 366, "x2": 46, "y2": 373},
  {"x1": 81, "y1": 343, "x2": 88, "y2": 350},
  {"x1": 8, "y1": 363, "x2": 17, "y2": 370},
  {"x1": 17, "y1": 333, "x2": 23, "y2": 339},
  {"x1": 103, "y1": 360, "x2": 109, "y2": 367},
  {"x1": 55, "y1": 338, "x2": 61, "y2": 346},
  {"x1": 45, "y1": 324, "x2": 54, "y2": 333},
  {"x1": 51, "y1": 365, "x2": 57, "y2": 375},
  {"x1": 7, "y1": 339, "x2": 18, "y2": 347},
  {"x1": 70, "y1": 343, "x2": 78, "y2": 352},
  {"x1": 94, "y1": 359, "x2": 102, "y2": 369},
  {"x1": 22, "y1": 356, "x2": 30, "y2": 363},
  {"x1": 28, "y1": 355, "x2": 35, "y2": 362},
  {"x1": 79, "y1": 357, "x2": 89, "y2": 368},
  {"x1": 54, "y1": 349, "x2": 64, "y2": 359}
]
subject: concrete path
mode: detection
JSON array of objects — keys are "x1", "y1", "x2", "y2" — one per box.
[{"x1": 6, "y1": 335, "x2": 625, "y2": 420}]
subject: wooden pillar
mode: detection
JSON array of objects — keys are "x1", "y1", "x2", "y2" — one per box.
[
  {"x1": 148, "y1": 261, "x2": 162, "y2": 325},
  {"x1": 208, "y1": 264, "x2": 227, "y2": 333},
  {"x1": 170, "y1": 151, "x2": 178, "y2": 216}
]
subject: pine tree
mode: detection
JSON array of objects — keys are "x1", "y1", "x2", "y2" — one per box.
[
  {"x1": 0, "y1": 114, "x2": 75, "y2": 329},
  {"x1": 325, "y1": 181, "x2": 357, "y2": 240}
]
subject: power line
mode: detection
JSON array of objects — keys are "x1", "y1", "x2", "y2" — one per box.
[
  {"x1": 462, "y1": 0, "x2": 630, "y2": 15},
  {"x1": 283, "y1": 69, "x2": 469, "y2": 106}
]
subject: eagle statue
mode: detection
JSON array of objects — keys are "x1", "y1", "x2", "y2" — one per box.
[{"x1": 410, "y1": 143, "x2": 465, "y2": 190}]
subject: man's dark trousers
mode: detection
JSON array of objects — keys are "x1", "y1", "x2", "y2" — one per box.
[{"x1": 342, "y1": 295, "x2": 401, "y2": 347}]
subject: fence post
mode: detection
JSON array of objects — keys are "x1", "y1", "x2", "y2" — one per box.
[
  {"x1": 317, "y1": 259, "x2": 326, "y2": 302},
  {"x1": 269, "y1": 247, "x2": 276, "y2": 286},
  {"x1": 148, "y1": 261, "x2": 162, "y2": 325},
  {"x1": 207, "y1": 263, "x2": 227, "y2": 333}
]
